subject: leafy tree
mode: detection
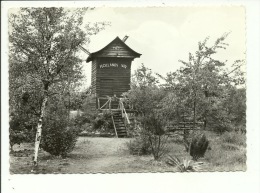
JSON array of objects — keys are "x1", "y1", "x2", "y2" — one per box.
[
  {"x1": 221, "y1": 87, "x2": 246, "y2": 132},
  {"x1": 160, "y1": 33, "x2": 245, "y2": 132},
  {"x1": 131, "y1": 64, "x2": 159, "y2": 88},
  {"x1": 128, "y1": 65, "x2": 162, "y2": 114},
  {"x1": 9, "y1": 7, "x2": 108, "y2": 165}
]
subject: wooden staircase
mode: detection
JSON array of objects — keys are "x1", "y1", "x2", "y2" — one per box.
[{"x1": 112, "y1": 111, "x2": 128, "y2": 138}]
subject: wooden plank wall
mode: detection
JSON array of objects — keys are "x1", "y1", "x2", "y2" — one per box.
[{"x1": 93, "y1": 57, "x2": 132, "y2": 98}]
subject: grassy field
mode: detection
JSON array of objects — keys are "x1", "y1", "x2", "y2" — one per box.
[{"x1": 9, "y1": 131, "x2": 246, "y2": 174}]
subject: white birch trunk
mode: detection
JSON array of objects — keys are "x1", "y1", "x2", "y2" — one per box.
[{"x1": 33, "y1": 92, "x2": 48, "y2": 166}]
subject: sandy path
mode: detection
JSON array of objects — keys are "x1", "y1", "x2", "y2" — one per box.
[{"x1": 10, "y1": 137, "x2": 174, "y2": 174}]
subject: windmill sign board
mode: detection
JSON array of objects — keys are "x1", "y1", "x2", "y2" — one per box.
[{"x1": 86, "y1": 36, "x2": 141, "y2": 109}]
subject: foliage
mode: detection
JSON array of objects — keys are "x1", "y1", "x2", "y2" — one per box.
[
  {"x1": 131, "y1": 64, "x2": 159, "y2": 87},
  {"x1": 126, "y1": 136, "x2": 151, "y2": 155},
  {"x1": 131, "y1": 114, "x2": 169, "y2": 160},
  {"x1": 41, "y1": 99, "x2": 79, "y2": 157},
  {"x1": 8, "y1": 7, "x2": 86, "y2": 154},
  {"x1": 147, "y1": 132, "x2": 169, "y2": 160},
  {"x1": 41, "y1": 119, "x2": 78, "y2": 157},
  {"x1": 127, "y1": 66, "x2": 173, "y2": 159},
  {"x1": 71, "y1": 91, "x2": 115, "y2": 134},
  {"x1": 9, "y1": 8, "x2": 109, "y2": 162},
  {"x1": 126, "y1": 34, "x2": 246, "y2": 162},
  {"x1": 189, "y1": 133, "x2": 209, "y2": 161},
  {"x1": 9, "y1": 129, "x2": 33, "y2": 152},
  {"x1": 166, "y1": 155, "x2": 206, "y2": 172},
  {"x1": 65, "y1": 89, "x2": 91, "y2": 111},
  {"x1": 127, "y1": 87, "x2": 165, "y2": 116},
  {"x1": 159, "y1": 33, "x2": 246, "y2": 133},
  {"x1": 73, "y1": 112, "x2": 91, "y2": 127},
  {"x1": 9, "y1": 7, "x2": 89, "y2": 91},
  {"x1": 127, "y1": 67, "x2": 169, "y2": 160},
  {"x1": 9, "y1": 111, "x2": 37, "y2": 151},
  {"x1": 222, "y1": 87, "x2": 246, "y2": 132},
  {"x1": 92, "y1": 110, "x2": 114, "y2": 132}
]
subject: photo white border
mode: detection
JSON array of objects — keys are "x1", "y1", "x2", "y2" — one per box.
[{"x1": 1, "y1": 1, "x2": 260, "y2": 193}]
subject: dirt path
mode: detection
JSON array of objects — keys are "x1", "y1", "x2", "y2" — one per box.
[
  {"x1": 10, "y1": 137, "x2": 174, "y2": 174},
  {"x1": 65, "y1": 137, "x2": 136, "y2": 173}
]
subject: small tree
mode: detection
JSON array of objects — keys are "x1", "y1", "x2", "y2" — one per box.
[
  {"x1": 127, "y1": 65, "x2": 169, "y2": 160},
  {"x1": 141, "y1": 113, "x2": 169, "y2": 160}
]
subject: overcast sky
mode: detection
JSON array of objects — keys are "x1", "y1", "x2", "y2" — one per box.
[{"x1": 79, "y1": 7, "x2": 245, "y2": 87}]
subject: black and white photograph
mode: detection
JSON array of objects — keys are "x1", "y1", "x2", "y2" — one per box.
[{"x1": 1, "y1": 1, "x2": 260, "y2": 193}]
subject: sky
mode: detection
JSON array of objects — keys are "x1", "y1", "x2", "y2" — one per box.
[{"x1": 78, "y1": 7, "x2": 246, "y2": 87}]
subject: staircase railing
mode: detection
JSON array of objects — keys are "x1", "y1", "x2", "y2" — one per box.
[
  {"x1": 111, "y1": 115, "x2": 118, "y2": 138},
  {"x1": 119, "y1": 98, "x2": 130, "y2": 125},
  {"x1": 98, "y1": 97, "x2": 112, "y2": 110}
]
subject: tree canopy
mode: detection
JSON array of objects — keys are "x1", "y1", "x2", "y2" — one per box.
[{"x1": 127, "y1": 33, "x2": 246, "y2": 133}]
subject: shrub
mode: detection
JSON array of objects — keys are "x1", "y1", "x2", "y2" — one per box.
[
  {"x1": 41, "y1": 118, "x2": 79, "y2": 157},
  {"x1": 189, "y1": 133, "x2": 209, "y2": 161},
  {"x1": 136, "y1": 113, "x2": 169, "y2": 160},
  {"x1": 126, "y1": 136, "x2": 151, "y2": 155},
  {"x1": 10, "y1": 129, "x2": 28, "y2": 152},
  {"x1": 92, "y1": 110, "x2": 114, "y2": 132},
  {"x1": 72, "y1": 112, "x2": 93, "y2": 133},
  {"x1": 9, "y1": 114, "x2": 35, "y2": 152},
  {"x1": 73, "y1": 113, "x2": 90, "y2": 126},
  {"x1": 147, "y1": 132, "x2": 169, "y2": 160}
]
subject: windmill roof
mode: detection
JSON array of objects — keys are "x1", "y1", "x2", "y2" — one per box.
[{"x1": 86, "y1": 37, "x2": 141, "y2": 62}]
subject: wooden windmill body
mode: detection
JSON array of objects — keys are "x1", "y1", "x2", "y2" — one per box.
[{"x1": 86, "y1": 36, "x2": 141, "y2": 109}]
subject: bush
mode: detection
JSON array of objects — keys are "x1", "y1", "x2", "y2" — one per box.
[
  {"x1": 92, "y1": 110, "x2": 114, "y2": 132},
  {"x1": 126, "y1": 136, "x2": 151, "y2": 155},
  {"x1": 146, "y1": 132, "x2": 169, "y2": 160},
  {"x1": 189, "y1": 133, "x2": 209, "y2": 161},
  {"x1": 132, "y1": 113, "x2": 169, "y2": 160},
  {"x1": 9, "y1": 114, "x2": 35, "y2": 151},
  {"x1": 41, "y1": 118, "x2": 79, "y2": 157},
  {"x1": 72, "y1": 112, "x2": 93, "y2": 132},
  {"x1": 10, "y1": 129, "x2": 28, "y2": 151}
]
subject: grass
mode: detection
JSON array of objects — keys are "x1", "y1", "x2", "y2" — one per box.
[
  {"x1": 203, "y1": 131, "x2": 246, "y2": 171},
  {"x1": 9, "y1": 131, "x2": 246, "y2": 174}
]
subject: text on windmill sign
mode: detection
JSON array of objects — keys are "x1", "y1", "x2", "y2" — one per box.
[{"x1": 99, "y1": 63, "x2": 128, "y2": 69}]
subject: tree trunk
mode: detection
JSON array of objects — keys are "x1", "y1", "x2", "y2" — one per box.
[{"x1": 33, "y1": 88, "x2": 48, "y2": 166}]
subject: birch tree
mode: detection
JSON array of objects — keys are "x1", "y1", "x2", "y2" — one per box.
[{"x1": 9, "y1": 7, "x2": 107, "y2": 165}]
